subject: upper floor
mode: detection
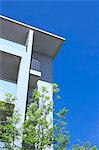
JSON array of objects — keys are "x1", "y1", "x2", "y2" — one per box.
[{"x1": 0, "y1": 15, "x2": 65, "y2": 93}]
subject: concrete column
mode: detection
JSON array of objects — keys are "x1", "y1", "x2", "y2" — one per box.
[{"x1": 16, "y1": 30, "x2": 34, "y2": 126}]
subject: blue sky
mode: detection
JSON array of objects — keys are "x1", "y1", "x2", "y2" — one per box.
[{"x1": 0, "y1": 0, "x2": 99, "y2": 147}]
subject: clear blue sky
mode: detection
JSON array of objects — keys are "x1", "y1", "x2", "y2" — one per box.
[{"x1": 0, "y1": 0, "x2": 99, "y2": 147}]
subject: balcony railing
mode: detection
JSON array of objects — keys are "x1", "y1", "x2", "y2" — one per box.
[{"x1": 31, "y1": 58, "x2": 40, "y2": 72}]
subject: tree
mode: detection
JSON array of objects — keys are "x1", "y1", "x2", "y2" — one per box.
[
  {"x1": 0, "y1": 85, "x2": 98, "y2": 150},
  {"x1": 22, "y1": 84, "x2": 70, "y2": 150},
  {"x1": 53, "y1": 108, "x2": 70, "y2": 150},
  {"x1": 22, "y1": 86, "x2": 53, "y2": 150},
  {"x1": 72, "y1": 141, "x2": 97, "y2": 150},
  {"x1": 0, "y1": 94, "x2": 21, "y2": 150},
  {"x1": 53, "y1": 84, "x2": 98, "y2": 150},
  {"x1": 53, "y1": 83, "x2": 70, "y2": 150}
]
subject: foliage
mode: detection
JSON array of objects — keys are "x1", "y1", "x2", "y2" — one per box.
[
  {"x1": 53, "y1": 108, "x2": 70, "y2": 150},
  {"x1": 0, "y1": 85, "x2": 98, "y2": 150},
  {"x1": 72, "y1": 141, "x2": 98, "y2": 150},
  {"x1": 53, "y1": 83, "x2": 70, "y2": 150},
  {"x1": 22, "y1": 86, "x2": 53, "y2": 150},
  {"x1": 0, "y1": 94, "x2": 21, "y2": 150}
]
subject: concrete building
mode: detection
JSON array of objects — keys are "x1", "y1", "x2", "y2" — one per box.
[{"x1": 0, "y1": 15, "x2": 65, "y2": 148}]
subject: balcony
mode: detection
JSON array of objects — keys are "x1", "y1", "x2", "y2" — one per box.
[{"x1": 29, "y1": 58, "x2": 41, "y2": 87}]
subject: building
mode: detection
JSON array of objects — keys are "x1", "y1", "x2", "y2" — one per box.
[{"x1": 0, "y1": 15, "x2": 65, "y2": 148}]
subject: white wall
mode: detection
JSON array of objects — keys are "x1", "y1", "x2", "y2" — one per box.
[
  {"x1": 0, "y1": 30, "x2": 34, "y2": 148},
  {"x1": 0, "y1": 31, "x2": 54, "y2": 149}
]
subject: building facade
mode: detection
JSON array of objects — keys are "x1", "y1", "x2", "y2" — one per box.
[{"x1": 0, "y1": 15, "x2": 64, "y2": 149}]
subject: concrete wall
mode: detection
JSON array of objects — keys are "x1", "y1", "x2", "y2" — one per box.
[
  {"x1": 0, "y1": 30, "x2": 34, "y2": 148},
  {"x1": 32, "y1": 52, "x2": 52, "y2": 83}
]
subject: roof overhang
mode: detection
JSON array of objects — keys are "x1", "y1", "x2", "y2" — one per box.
[{"x1": 0, "y1": 15, "x2": 65, "y2": 59}]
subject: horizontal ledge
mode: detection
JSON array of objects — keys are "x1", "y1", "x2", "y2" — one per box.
[
  {"x1": 30, "y1": 69, "x2": 41, "y2": 77},
  {"x1": 0, "y1": 46, "x2": 23, "y2": 57}
]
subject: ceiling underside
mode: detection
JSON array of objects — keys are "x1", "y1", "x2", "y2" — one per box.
[{"x1": 0, "y1": 17, "x2": 64, "y2": 59}]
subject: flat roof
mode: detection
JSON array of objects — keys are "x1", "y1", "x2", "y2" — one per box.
[
  {"x1": 0, "y1": 15, "x2": 65, "y2": 41},
  {"x1": 0, "y1": 15, "x2": 65, "y2": 59}
]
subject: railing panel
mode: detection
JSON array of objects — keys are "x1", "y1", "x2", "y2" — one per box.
[{"x1": 31, "y1": 58, "x2": 40, "y2": 71}]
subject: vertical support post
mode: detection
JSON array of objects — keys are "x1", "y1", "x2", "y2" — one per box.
[{"x1": 16, "y1": 30, "x2": 34, "y2": 146}]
